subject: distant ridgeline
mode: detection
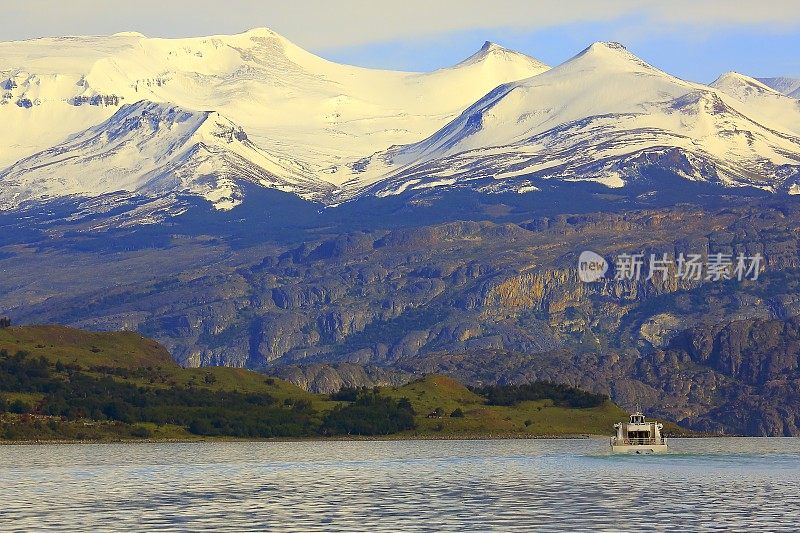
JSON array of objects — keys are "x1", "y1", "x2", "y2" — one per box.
[{"x1": 0, "y1": 326, "x2": 643, "y2": 441}]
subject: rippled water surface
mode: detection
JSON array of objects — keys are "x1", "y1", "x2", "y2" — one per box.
[{"x1": 2, "y1": 438, "x2": 800, "y2": 531}]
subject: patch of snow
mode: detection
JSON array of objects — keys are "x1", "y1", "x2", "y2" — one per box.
[
  {"x1": 375, "y1": 178, "x2": 422, "y2": 197},
  {"x1": 412, "y1": 178, "x2": 457, "y2": 190}
]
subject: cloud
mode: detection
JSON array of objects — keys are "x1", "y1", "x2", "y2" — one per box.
[
  {"x1": 2, "y1": 0, "x2": 799, "y2": 49},
  {"x1": 648, "y1": 0, "x2": 800, "y2": 26}
]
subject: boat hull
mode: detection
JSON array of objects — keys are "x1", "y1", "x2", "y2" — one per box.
[{"x1": 611, "y1": 444, "x2": 668, "y2": 454}]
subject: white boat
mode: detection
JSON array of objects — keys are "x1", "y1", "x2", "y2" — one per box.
[{"x1": 610, "y1": 412, "x2": 668, "y2": 454}]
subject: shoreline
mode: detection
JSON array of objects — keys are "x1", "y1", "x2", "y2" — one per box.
[
  {"x1": 1, "y1": 433, "x2": 607, "y2": 445},
  {"x1": 1, "y1": 432, "x2": 716, "y2": 445}
]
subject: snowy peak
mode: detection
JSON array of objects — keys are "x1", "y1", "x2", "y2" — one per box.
[
  {"x1": 451, "y1": 41, "x2": 549, "y2": 76},
  {"x1": 580, "y1": 41, "x2": 630, "y2": 55},
  {"x1": 564, "y1": 41, "x2": 663, "y2": 74},
  {"x1": 458, "y1": 41, "x2": 547, "y2": 67},
  {"x1": 190, "y1": 26, "x2": 309, "y2": 56},
  {"x1": 468, "y1": 40, "x2": 518, "y2": 61},
  {"x1": 111, "y1": 31, "x2": 147, "y2": 38},
  {"x1": 480, "y1": 41, "x2": 505, "y2": 52},
  {"x1": 239, "y1": 27, "x2": 280, "y2": 37},
  {"x1": 711, "y1": 72, "x2": 783, "y2": 97},
  {"x1": 711, "y1": 71, "x2": 800, "y2": 136}
]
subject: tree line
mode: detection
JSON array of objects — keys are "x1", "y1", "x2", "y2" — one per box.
[{"x1": 474, "y1": 381, "x2": 607, "y2": 408}]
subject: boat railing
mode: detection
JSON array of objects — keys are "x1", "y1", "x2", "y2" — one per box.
[{"x1": 611, "y1": 436, "x2": 667, "y2": 446}]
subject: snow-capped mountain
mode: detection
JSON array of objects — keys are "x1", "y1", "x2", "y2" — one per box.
[
  {"x1": 0, "y1": 29, "x2": 549, "y2": 197},
  {"x1": 3, "y1": 31, "x2": 800, "y2": 213},
  {"x1": 354, "y1": 43, "x2": 800, "y2": 198},
  {"x1": 0, "y1": 101, "x2": 330, "y2": 209},
  {"x1": 757, "y1": 77, "x2": 800, "y2": 99}
]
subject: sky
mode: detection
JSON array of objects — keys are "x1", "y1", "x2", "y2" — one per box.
[{"x1": 2, "y1": 0, "x2": 799, "y2": 82}]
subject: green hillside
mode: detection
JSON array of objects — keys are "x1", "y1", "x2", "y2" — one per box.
[
  {"x1": 384, "y1": 376, "x2": 627, "y2": 437},
  {"x1": 0, "y1": 326, "x2": 687, "y2": 442},
  {"x1": 0, "y1": 325, "x2": 321, "y2": 401},
  {"x1": 0, "y1": 325, "x2": 172, "y2": 368}
]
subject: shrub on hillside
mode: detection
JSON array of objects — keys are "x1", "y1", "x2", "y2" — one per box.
[
  {"x1": 475, "y1": 381, "x2": 607, "y2": 409},
  {"x1": 320, "y1": 390, "x2": 416, "y2": 436}
]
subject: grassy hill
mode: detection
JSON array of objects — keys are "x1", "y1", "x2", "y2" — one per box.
[
  {"x1": 0, "y1": 325, "x2": 171, "y2": 368},
  {"x1": 0, "y1": 325, "x2": 321, "y2": 401},
  {"x1": 0, "y1": 325, "x2": 688, "y2": 441},
  {"x1": 384, "y1": 376, "x2": 628, "y2": 437}
]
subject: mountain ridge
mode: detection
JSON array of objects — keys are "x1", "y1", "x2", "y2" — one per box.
[
  {"x1": 0, "y1": 28, "x2": 549, "y2": 173},
  {"x1": 350, "y1": 42, "x2": 800, "y2": 199},
  {"x1": 3, "y1": 33, "x2": 800, "y2": 214},
  {"x1": 757, "y1": 76, "x2": 800, "y2": 99}
]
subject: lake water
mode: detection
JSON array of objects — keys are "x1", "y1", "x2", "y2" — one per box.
[{"x1": 1, "y1": 438, "x2": 799, "y2": 532}]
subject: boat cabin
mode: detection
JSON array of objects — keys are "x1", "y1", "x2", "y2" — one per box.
[{"x1": 610, "y1": 411, "x2": 667, "y2": 452}]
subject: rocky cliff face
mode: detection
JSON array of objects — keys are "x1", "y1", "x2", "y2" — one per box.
[
  {"x1": 388, "y1": 316, "x2": 800, "y2": 436},
  {"x1": 271, "y1": 363, "x2": 413, "y2": 394}
]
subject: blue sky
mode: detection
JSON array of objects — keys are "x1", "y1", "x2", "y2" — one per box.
[
  {"x1": 325, "y1": 22, "x2": 800, "y2": 83},
  {"x1": 3, "y1": 1, "x2": 799, "y2": 82}
]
